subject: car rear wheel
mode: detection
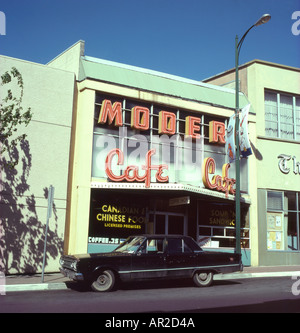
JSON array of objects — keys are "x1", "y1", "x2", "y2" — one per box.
[
  {"x1": 91, "y1": 269, "x2": 115, "y2": 292},
  {"x1": 193, "y1": 271, "x2": 213, "y2": 287}
]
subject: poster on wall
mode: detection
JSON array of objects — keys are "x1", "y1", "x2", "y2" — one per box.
[
  {"x1": 88, "y1": 190, "x2": 146, "y2": 246},
  {"x1": 267, "y1": 212, "x2": 284, "y2": 250}
]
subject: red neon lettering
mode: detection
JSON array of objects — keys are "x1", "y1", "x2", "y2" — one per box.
[
  {"x1": 209, "y1": 121, "x2": 226, "y2": 144},
  {"x1": 97, "y1": 99, "x2": 227, "y2": 147},
  {"x1": 202, "y1": 157, "x2": 235, "y2": 197},
  {"x1": 202, "y1": 157, "x2": 217, "y2": 189},
  {"x1": 131, "y1": 106, "x2": 149, "y2": 130},
  {"x1": 185, "y1": 116, "x2": 201, "y2": 139},
  {"x1": 105, "y1": 149, "x2": 125, "y2": 182},
  {"x1": 158, "y1": 111, "x2": 176, "y2": 135},
  {"x1": 98, "y1": 100, "x2": 123, "y2": 126},
  {"x1": 105, "y1": 148, "x2": 168, "y2": 188},
  {"x1": 222, "y1": 163, "x2": 235, "y2": 196}
]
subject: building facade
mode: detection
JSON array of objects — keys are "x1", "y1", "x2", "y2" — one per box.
[
  {"x1": 205, "y1": 59, "x2": 300, "y2": 266},
  {"x1": 48, "y1": 41, "x2": 253, "y2": 266}
]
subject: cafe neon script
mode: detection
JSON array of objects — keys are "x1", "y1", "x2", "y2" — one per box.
[{"x1": 99, "y1": 99, "x2": 236, "y2": 196}]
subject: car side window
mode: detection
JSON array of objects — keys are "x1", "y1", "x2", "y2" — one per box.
[
  {"x1": 140, "y1": 239, "x2": 164, "y2": 254},
  {"x1": 183, "y1": 240, "x2": 193, "y2": 253},
  {"x1": 167, "y1": 239, "x2": 183, "y2": 253},
  {"x1": 167, "y1": 238, "x2": 195, "y2": 253}
]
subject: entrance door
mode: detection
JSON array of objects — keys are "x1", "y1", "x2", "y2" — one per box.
[{"x1": 151, "y1": 213, "x2": 186, "y2": 235}]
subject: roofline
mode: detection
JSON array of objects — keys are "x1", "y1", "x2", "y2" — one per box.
[
  {"x1": 0, "y1": 54, "x2": 76, "y2": 76},
  {"x1": 82, "y1": 55, "x2": 241, "y2": 96},
  {"x1": 80, "y1": 76, "x2": 244, "y2": 112},
  {"x1": 47, "y1": 40, "x2": 85, "y2": 65},
  {"x1": 203, "y1": 59, "x2": 300, "y2": 82}
]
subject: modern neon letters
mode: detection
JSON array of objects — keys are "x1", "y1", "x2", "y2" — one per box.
[{"x1": 98, "y1": 99, "x2": 225, "y2": 140}]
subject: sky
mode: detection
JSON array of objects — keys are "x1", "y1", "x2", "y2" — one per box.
[{"x1": 0, "y1": 0, "x2": 299, "y2": 81}]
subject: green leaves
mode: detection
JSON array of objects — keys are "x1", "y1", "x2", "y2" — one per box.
[{"x1": 0, "y1": 67, "x2": 33, "y2": 168}]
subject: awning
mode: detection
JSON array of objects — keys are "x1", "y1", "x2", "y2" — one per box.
[{"x1": 90, "y1": 181, "x2": 251, "y2": 204}]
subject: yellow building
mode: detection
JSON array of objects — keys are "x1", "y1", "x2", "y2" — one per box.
[
  {"x1": 205, "y1": 59, "x2": 300, "y2": 266},
  {"x1": 48, "y1": 41, "x2": 253, "y2": 266}
]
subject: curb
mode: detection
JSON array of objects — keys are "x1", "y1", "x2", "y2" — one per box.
[
  {"x1": 2, "y1": 271, "x2": 300, "y2": 292},
  {"x1": 4, "y1": 282, "x2": 68, "y2": 293},
  {"x1": 214, "y1": 271, "x2": 300, "y2": 281}
]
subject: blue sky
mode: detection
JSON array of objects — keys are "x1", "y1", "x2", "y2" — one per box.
[{"x1": 1, "y1": 0, "x2": 299, "y2": 80}]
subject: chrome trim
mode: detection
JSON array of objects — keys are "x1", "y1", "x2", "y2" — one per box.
[
  {"x1": 118, "y1": 263, "x2": 240, "y2": 274},
  {"x1": 60, "y1": 267, "x2": 84, "y2": 281}
]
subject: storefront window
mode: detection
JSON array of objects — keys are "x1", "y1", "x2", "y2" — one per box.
[
  {"x1": 88, "y1": 190, "x2": 147, "y2": 252},
  {"x1": 197, "y1": 202, "x2": 250, "y2": 249},
  {"x1": 267, "y1": 191, "x2": 299, "y2": 251}
]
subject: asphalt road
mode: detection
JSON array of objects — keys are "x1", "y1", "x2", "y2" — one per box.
[{"x1": 1, "y1": 276, "x2": 299, "y2": 314}]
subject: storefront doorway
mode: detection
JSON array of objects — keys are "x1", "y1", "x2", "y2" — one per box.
[{"x1": 148, "y1": 212, "x2": 187, "y2": 235}]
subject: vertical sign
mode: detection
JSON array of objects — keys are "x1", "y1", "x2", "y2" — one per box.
[
  {"x1": 225, "y1": 114, "x2": 236, "y2": 163},
  {"x1": 239, "y1": 104, "x2": 252, "y2": 158},
  {"x1": 41, "y1": 185, "x2": 54, "y2": 283}
]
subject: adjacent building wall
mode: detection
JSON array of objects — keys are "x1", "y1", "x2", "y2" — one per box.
[
  {"x1": 205, "y1": 60, "x2": 300, "y2": 266},
  {"x1": 0, "y1": 55, "x2": 75, "y2": 274}
]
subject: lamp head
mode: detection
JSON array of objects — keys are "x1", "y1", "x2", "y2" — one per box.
[{"x1": 254, "y1": 14, "x2": 271, "y2": 26}]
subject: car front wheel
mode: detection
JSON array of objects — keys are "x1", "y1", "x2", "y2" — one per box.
[
  {"x1": 91, "y1": 269, "x2": 115, "y2": 292},
  {"x1": 193, "y1": 271, "x2": 213, "y2": 287}
]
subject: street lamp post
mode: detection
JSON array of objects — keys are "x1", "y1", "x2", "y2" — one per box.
[{"x1": 235, "y1": 14, "x2": 271, "y2": 255}]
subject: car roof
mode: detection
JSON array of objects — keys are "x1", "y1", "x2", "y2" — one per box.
[{"x1": 134, "y1": 234, "x2": 193, "y2": 240}]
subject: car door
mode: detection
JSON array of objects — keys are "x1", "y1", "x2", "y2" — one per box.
[
  {"x1": 165, "y1": 237, "x2": 195, "y2": 278},
  {"x1": 130, "y1": 237, "x2": 167, "y2": 279}
]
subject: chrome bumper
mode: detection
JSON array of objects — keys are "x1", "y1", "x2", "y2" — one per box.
[{"x1": 60, "y1": 267, "x2": 84, "y2": 281}]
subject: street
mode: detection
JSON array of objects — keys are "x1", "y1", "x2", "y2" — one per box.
[{"x1": 0, "y1": 276, "x2": 299, "y2": 314}]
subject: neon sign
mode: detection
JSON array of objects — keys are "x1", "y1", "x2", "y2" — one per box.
[
  {"x1": 98, "y1": 99, "x2": 236, "y2": 194},
  {"x1": 105, "y1": 148, "x2": 169, "y2": 188},
  {"x1": 158, "y1": 111, "x2": 176, "y2": 135},
  {"x1": 209, "y1": 121, "x2": 226, "y2": 144},
  {"x1": 202, "y1": 157, "x2": 236, "y2": 197},
  {"x1": 98, "y1": 99, "x2": 226, "y2": 142}
]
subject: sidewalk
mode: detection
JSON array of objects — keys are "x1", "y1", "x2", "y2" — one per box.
[
  {"x1": 1, "y1": 272, "x2": 70, "y2": 293},
  {"x1": 1, "y1": 266, "x2": 300, "y2": 293},
  {"x1": 215, "y1": 265, "x2": 300, "y2": 281}
]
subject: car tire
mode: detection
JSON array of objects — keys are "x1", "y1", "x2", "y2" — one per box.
[
  {"x1": 193, "y1": 271, "x2": 213, "y2": 287},
  {"x1": 91, "y1": 269, "x2": 115, "y2": 292}
]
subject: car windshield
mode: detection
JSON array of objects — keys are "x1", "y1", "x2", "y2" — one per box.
[{"x1": 113, "y1": 236, "x2": 146, "y2": 253}]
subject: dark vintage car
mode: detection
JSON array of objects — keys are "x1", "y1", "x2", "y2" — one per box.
[{"x1": 59, "y1": 234, "x2": 243, "y2": 292}]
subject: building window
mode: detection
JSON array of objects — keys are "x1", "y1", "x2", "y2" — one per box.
[
  {"x1": 265, "y1": 90, "x2": 300, "y2": 140},
  {"x1": 197, "y1": 202, "x2": 250, "y2": 249},
  {"x1": 267, "y1": 191, "x2": 299, "y2": 251}
]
